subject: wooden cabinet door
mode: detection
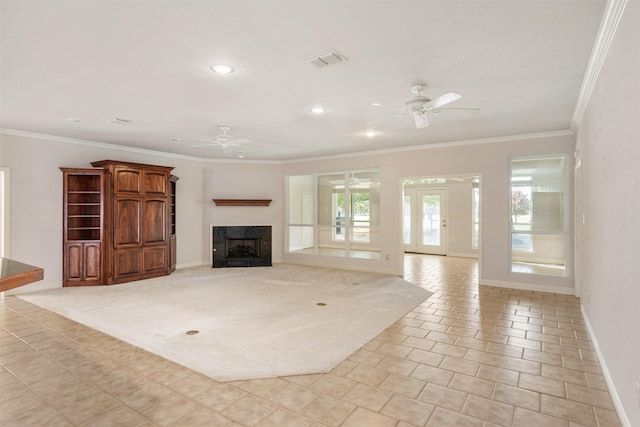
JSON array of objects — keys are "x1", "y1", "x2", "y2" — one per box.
[
  {"x1": 114, "y1": 198, "x2": 141, "y2": 246},
  {"x1": 83, "y1": 242, "x2": 102, "y2": 281},
  {"x1": 113, "y1": 248, "x2": 143, "y2": 280},
  {"x1": 143, "y1": 198, "x2": 166, "y2": 244},
  {"x1": 64, "y1": 242, "x2": 101, "y2": 285},
  {"x1": 65, "y1": 243, "x2": 83, "y2": 283},
  {"x1": 143, "y1": 170, "x2": 167, "y2": 195},
  {"x1": 143, "y1": 246, "x2": 168, "y2": 274},
  {"x1": 113, "y1": 166, "x2": 142, "y2": 195}
]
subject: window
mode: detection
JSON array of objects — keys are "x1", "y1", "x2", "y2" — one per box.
[
  {"x1": 510, "y1": 156, "x2": 567, "y2": 276},
  {"x1": 511, "y1": 177, "x2": 533, "y2": 251},
  {"x1": 287, "y1": 170, "x2": 380, "y2": 258}
]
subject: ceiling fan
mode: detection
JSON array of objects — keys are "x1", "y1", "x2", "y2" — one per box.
[
  {"x1": 189, "y1": 126, "x2": 253, "y2": 153},
  {"x1": 371, "y1": 84, "x2": 479, "y2": 129}
]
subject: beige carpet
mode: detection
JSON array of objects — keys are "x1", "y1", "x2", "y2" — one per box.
[{"x1": 18, "y1": 264, "x2": 432, "y2": 381}]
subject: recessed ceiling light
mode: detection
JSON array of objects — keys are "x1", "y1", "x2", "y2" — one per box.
[
  {"x1": 170, "y1": 137, "x2": 182, "y2": 142},
  {"x1": 366, "y1": 131, "x2": 376, "y2": 137},
  {"x1": 210, "y1": 64, "x2": 235, "y2": 74},
  {"x1": 66, "y1": 117, "x2": 81, "y2": 122},
  {"x1": 310, "y1": 106, "x2": 327, "y2": 114}
]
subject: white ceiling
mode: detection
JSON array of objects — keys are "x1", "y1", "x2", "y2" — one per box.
[{"x1": 0, "y1": 1, "x2": 606, "y2": 161}]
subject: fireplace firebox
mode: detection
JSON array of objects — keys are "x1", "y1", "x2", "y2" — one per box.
[{"x1": 212, "y1": 226, "x2": 272, "y2": 268}]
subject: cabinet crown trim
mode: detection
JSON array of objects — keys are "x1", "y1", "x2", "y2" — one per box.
[{"x1": 91, "y1": 160, "x2": 174, "y2": 173}]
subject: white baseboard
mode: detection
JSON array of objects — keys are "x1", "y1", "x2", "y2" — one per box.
[
  {"x1": 581, "y1": 305, "x2": 631, "y2": 427},
  {"x1": 176, "y1": 261, "x2": 208, "y2": 269},
  {"x1": 447, "y1": 252, "x2": 478, "y2": 259},
  {"x1": 480, "y1": 279, "x2": 574, "y2": 295}
]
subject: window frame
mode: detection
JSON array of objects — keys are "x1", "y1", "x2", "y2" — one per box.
[
  {"x1": 508, "y1": 154, "x2": 569, "y2": 276},
  {"x1": 286, "y1": 169, "x2": 380, "y2": 258}
]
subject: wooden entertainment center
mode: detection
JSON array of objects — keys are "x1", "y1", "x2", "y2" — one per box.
[{"x1": 61, "y1": 160, "x2": 178, "y2": 286}]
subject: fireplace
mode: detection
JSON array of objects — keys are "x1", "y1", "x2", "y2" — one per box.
[{"x1": 212, "y1": 226, "x2": 272, "y2": 268}]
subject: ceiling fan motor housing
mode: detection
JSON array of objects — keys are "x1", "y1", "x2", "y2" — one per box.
[{"x1": 405, "y1": 96, "x2": 431, "y2": 114}]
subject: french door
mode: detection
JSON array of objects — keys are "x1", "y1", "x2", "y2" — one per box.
[{"x1": 404, "y1": 189, "x2": 448, "y2": 255}]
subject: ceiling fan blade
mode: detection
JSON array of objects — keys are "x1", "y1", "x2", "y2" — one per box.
[
  {"x1": 242, "y1": 142, "x2": 264, "y2": 149},
  {"x1": 188, "y1": 143, "x2": 218, "y2": 148},
  {"x1": 414, "y1": 114, "x2": 429, "y2": 129},
  {"x1": 229, "y1": 138, "x2": 251, "y2": 145},
  {"x1": 372, "y1": 102, "x2": 404, "y2": 109},
  {"x1": 424, "y1": 92, "x2": 462, "y2": 110},
  {"x1": 366, "y1": 113, "x2": 408, "y2": 124},
  {"x1": 193, "y1": 137, "x2": 221, "y2": 145},
  {"x1": 433, "y1": 107, "x2": 481, "y2": 113}
]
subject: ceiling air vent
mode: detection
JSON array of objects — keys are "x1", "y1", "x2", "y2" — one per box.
[{"x1": 305, "y1": 49, "x2": 348, "y2": 68}]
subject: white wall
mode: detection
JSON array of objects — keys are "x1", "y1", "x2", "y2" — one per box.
[
  {"x1": 575, "y1": 2, "x2": 639, "y2": 425},
  {"x1": 0, "y1": 132, "x2": 205, "y2": 288},
  {"x1": 282, "y1": 133, "x2": 575, "y2": 291},
  {"x1": 447, "y1": 182, "x2": 476, "y2": 257},
  {"x1": 201, "y1": 161, "x2": 284, "y2": 264}
]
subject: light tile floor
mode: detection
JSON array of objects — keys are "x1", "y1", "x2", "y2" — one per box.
[{"x1": 0, "y1": 255, "x2": 621, "y2": 426}]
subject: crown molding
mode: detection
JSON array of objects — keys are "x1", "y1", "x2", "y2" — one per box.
[
  {"x1": 0, "y1": 128, "x2": 280, "y2": 164},
  {"x1": 0, "y1": 128, "x2": 199, "y2": 161},
  {"x1": 571, "y1": 0, "x2": 628, "y2": 132},
  {"x1": 2, "y1": 126, "x2": 574, "y2": 165},
  {"x1": 281, "y1": 129, "x2": 575, "y2": 164},
  {"x1": 2, "y1": 127, "x2": 574, "y2": 165}
]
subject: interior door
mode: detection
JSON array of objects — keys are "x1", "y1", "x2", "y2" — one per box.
[{"x1": 403, "y1": 189, "x2": 448, "y2": 255}]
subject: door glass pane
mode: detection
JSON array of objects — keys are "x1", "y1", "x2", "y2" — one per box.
[
  {"x1": 288, "y1": 175, "x2": 314, "y2": 225},
  {"x1": 287, "y1": 175, "x2": 314, "y2": 253},
  {"x1": 317, "y1": 173, "x2": 346, "y2": 256},
  {"x1": 288, "y1": 226, "x2": 314, "y2": 253},
  {"x1": 317, "y1": 174, "x2": 344, "y2": 226},
  {"x1": 348, "y1": 170, "x2": 379, "y2": 245},
  {"x1": 403, "y1": 195, "x2": 411, "y2": 245},
  {"x1": 472, "y1": 186, "x2": 479, "y2": 249},
  {"x1": 422, "y1": 194, "x2": 441, "y2": 246}
]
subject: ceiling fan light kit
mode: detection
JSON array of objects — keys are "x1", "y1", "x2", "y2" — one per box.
[
  {"x1": 189, "y1": 126, "x2": 254, "y2": 154},
  {"x1": 371, "y1": 83, "x2": 472, "y2": 129}
]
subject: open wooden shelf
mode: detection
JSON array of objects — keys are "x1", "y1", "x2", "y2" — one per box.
[{"x1": 212, "y1": 199, "x2": 272, "y2": 206}]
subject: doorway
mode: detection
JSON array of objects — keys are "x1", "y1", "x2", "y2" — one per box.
[{"x1": 402, "y1": 175, "x2": 480, "y2": 258}]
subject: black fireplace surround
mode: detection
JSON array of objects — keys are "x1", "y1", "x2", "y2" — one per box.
[{"x1": 212, "y1": 226, "x2": 272, "y2": 268}]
